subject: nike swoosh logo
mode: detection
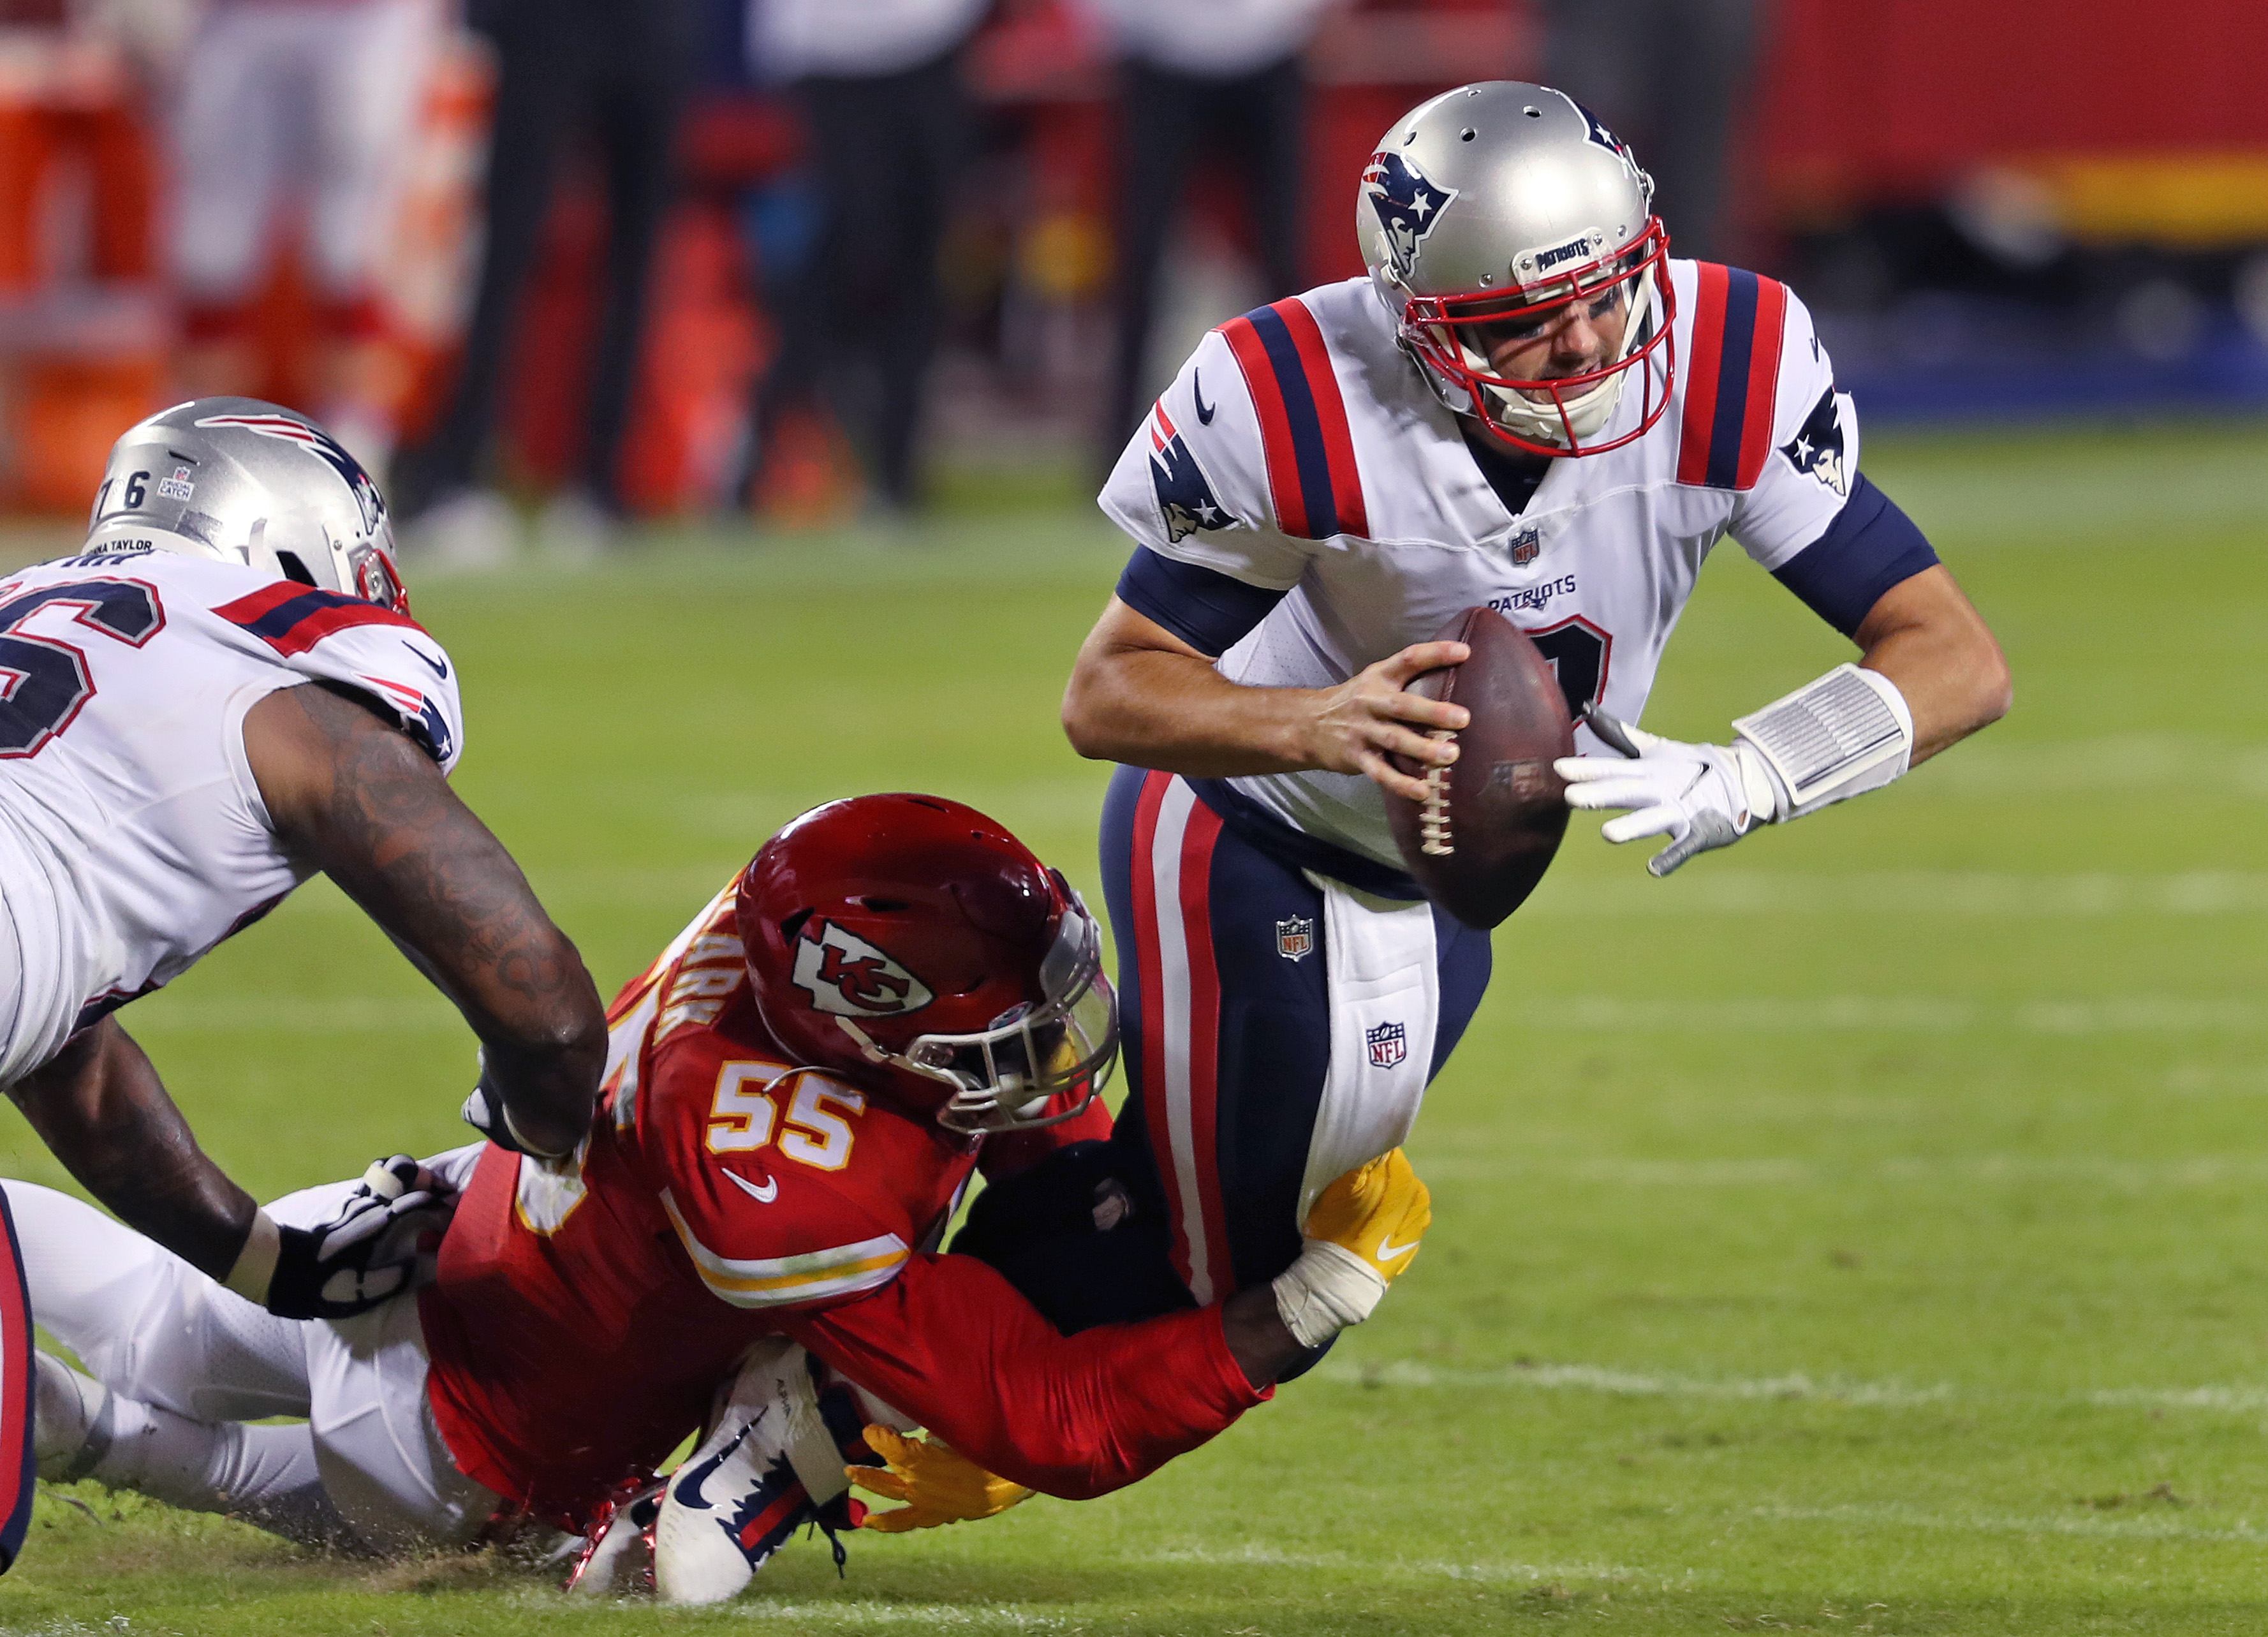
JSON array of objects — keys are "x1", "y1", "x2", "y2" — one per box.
[
  {"x1": 724, "y1": 1167, "x2": 779, "y2": 1204},
  {"x1": 1193, "y1": 371, "x2": 1216, "y2": 425},
  {"x1": 1375, "y1": 1233, "x2": 1420, "y2": 1263},
  {"x1": 406, "y1": 644, "x2": 449, "y2": 681}
]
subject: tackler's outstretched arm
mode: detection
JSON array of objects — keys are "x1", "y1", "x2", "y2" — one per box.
[{"x1": 242, "y1": 682, "x2": 605, "y2": 1159}]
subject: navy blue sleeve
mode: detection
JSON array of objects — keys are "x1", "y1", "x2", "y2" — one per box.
[
  {"x1": 1770, "y1": 474, "x2": 1940, "y2": 637},
  {"x1": 1115, "y1": 547, "x2": 1290, "y2": 658}
]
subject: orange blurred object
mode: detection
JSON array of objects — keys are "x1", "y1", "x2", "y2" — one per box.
[{"x1": 0, "y1": 336, "x2": 165, "y2": 512}]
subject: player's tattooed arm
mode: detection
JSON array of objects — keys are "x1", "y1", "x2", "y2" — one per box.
[
  {"x1": 8, "y1": 1019, "x2": 258, "y2": 1279},
  {"x1": 242, "y1": 682, "x2": 605, "y2": 1157},
  {"x1": 1063, "y1": 596, "x2": 1471, "y2": 804},
  {"x1": 1853, "y1": 565, "x2": 2012, "y2": 765}
]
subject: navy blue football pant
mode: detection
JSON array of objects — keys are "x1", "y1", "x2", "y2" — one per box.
[{"x1": 958, "y1": 767, "x2": 1491, "y2": 1345}]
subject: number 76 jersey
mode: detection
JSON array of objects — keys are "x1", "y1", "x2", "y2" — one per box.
[{"x1": 1099, "y1": 260, "x2": 1874, "y2": 874}]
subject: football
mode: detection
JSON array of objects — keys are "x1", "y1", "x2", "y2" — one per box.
[{"x1": 1383, "y1": 607, "x2": 1575, "y2": 929}]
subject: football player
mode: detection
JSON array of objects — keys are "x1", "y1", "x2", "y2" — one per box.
[
  {"x1": 1052, "y1": 83, "x2": 2010, "y2": 1346},
  {"x1": 15, "y1": 796, "x2": 1431, "y2": 1581},
  {"x1": 0, "y1": 398, "x2": 603, "y2": 1324}
]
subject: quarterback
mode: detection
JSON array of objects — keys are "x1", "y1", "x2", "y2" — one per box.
[
  {"x1": 18, "y1": 796, "x2": 1430, "y2": 1589},
  {"x1": 1054, "y1": 84, "x2": 2010, "y2": 1330},
  {"x1": 0, "y1": 399, "x2": 603, "y2": 1319}
]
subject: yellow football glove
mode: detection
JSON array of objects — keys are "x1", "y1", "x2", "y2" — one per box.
[
  {"x1": 1272, "y1": 1148, "x2": 1432, "y2": 1348},
  {"x1": 849, "y1": 1425, "x2": 1035, "y2": 1533},
  {"x1": 1304, "y1": 1148, "x2": 1431, "y2": 1281}
]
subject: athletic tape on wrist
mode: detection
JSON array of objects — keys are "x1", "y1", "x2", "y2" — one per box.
[
  {"x1": 1271, "y1": 1239, "x2": 1388, "y2": 1350},
  {"x1": 500, "y1": 1100, "x2": 576, "y2": 1162},
  {"x1": 223, "y1": 1208, "x2": 281, "y2": 1303},
  {"x1": 1732, "y1": 663, "x2": 1913, "y2": 820}
]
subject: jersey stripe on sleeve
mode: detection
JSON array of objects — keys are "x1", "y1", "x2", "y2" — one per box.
[
  {"x1": 213, "y1": 581, "x2": 424, "y2": 657},
  {"x1": 659, "y1": 1190, "x2": 909, "y2": 1309},
  {"x1": 1218, "y1": 299, "x2": 1369, "y2": 540},
  {"x1": 1675, "y1": 264, "x2": 1788, "y2": 492}
]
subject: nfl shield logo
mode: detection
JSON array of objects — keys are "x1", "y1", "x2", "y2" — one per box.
[
  {"x1": 1275, "y1": 915, "x2": 1314, "y2": 961},
  {"x1": 1510, "y1": 526, "x2": 1542, "y2": 566},
  {"x1": 1366, "y1": 1019, "x2": 1408, "y2": 1070}
]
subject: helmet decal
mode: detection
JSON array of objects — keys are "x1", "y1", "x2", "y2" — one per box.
[
  {"x1": 790, "y1": 920, "x2": 936, "y2": 1018},
  {"x1": 1362, "y1": 150, "x2": 1458, "y2": 276},
  {"x1": 194, "y1": 413, "x2": 387, "y2": 536},
  {"x1": 1575, "y1": 100, "x2": 1632, "y2": 161}
]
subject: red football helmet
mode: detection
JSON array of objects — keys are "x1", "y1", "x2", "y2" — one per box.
[{"x1": 736, "y1": 794, "x2": 1117, "y2": 1134}]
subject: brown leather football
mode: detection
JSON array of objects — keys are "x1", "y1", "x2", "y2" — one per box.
[{"x1": 1383, "y1": 607, "x2": 1575, "y2": 929}]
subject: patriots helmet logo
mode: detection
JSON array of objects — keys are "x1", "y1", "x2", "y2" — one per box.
[
  {"x1": 1575, "y1": 100, "x2": 1631, "y2": 161},
  {"x1": 1147, "y1": 403, "x2": 1234, "y2": 543},
  {"x1": 1362, "y1": 150, "x2": 1457, "y2": 274},
  {"x1": 196, "y1": 413, "x2": 388, "y2": 536},
  {"x1": 790, "y1": 920, "x2": 935, "y2": 1018},
  {"x1": 1779, "y1": 387, "x2": 1848, "y2": 497}
]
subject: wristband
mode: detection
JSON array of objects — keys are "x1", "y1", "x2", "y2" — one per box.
[
  {"x1": 1732, "y1": 663, "x2": 1913, "y2": 820},
  {"x1": 1270, "y1": 1238, "x2": 1388, "y2": 1351},
  {"x1": 223, "y1": 1208, "x2": 281, "y2": 1303}
]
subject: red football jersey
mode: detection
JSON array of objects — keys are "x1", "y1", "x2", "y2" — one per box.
[
  {"x1": 420, "y1": 882, "x2": 982, "y2": 1520},
  {"x1": 421, "y1": 880, "x2": 1265, "y2": 1527}
]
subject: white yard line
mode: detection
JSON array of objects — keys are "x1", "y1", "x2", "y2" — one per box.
[
  {"x1": 1316, "y1": 1358, "x2": 2268, "y2": 1421},
  {"x1": 1524, "y1": 869, "x2": 2268, "y2": 918},
  {"x1": 1536, "y1": 995, "x2": 2267, "y2": 1034},
  {"x1": 1418, "y1": 1153, "x2": 2268, "y2": 1187},
  {"x1": 1313, "y1": 1359, "x2": 1952, "y2": 1406}
]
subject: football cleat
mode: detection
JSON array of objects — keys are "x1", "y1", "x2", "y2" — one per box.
[
  {"x1": 33, "y1": 1350, "x2": 111, "y2": 1483},
  {"x1": 652, "y1": 1342, "x2": 866, "y2": 1606},
  {"x1": 563, "y1": 1477, "x2": 663, "y2": 1596}
]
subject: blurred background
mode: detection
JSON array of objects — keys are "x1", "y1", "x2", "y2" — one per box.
[{"x1": 0, "y1": 0, "x2": 2262, "y2": 551}]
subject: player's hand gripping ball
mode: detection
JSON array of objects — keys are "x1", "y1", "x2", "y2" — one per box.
[
  {"x1": 850, "y1": 1426, "x2": 1034, "y2": 1532},
  {"x1": 1383, "y1": 607, "x2": 1574, "y2": 927}
]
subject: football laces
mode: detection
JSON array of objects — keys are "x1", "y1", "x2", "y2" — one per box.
[{"x1": 1420, "y1": 728, "x2": 1457, "y2": 856}]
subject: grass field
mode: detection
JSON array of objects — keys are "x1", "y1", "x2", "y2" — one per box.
[{"x1": 4, "y1": 420, "x2": 2267, "y2": 1634}]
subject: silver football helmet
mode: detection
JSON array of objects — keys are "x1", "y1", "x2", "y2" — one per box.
[
  {"x1": 84, "y1": 398, "x2": 408, "y2": 611},
  {"x1": 1359, "y1": 82, "x2": 1674, "y2": 456}
]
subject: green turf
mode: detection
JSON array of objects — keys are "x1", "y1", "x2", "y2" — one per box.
[{"x1": 6, "y1": 420, "x2": 2268, "y2": 1633}]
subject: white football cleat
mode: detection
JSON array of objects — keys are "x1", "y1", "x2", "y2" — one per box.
[
  {"x1": 564, "y1": 1478, "x2": 664, "y2": 1596},
  {"x1": 33, "y1": 1351, "x2": 110, "y2": 1482},
  {"x1": 654, "y1": 1341, "x2": 852, "y2": 1606}
]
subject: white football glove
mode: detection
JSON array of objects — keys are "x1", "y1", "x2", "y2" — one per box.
[
  {"x1": 239, "y1": 1155, "x2": 457, "y2": 1319},
  {"x1": 1555, "y1": 707, "x2": 1789, "y2": 878}
]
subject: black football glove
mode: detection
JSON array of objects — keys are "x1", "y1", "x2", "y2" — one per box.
[
  {"x1": 460, "y1": 1075, "x2": 528, "y2": 1153},
  {"x1": 264, "y1": 1155, "x2": 456, "y2": 1320}
]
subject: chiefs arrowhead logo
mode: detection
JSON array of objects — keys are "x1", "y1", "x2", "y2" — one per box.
[{"x1": 789, "y1": 920, "x2": 934, "y2": 1018}]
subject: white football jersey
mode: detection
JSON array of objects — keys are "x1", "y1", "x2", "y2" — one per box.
[
  {"x1": 1100, "y1": 258, "x2": 1883, "y2": 873},
  {"x1": 0, "y1": 547, "x2": 465, "y2": 1084}
]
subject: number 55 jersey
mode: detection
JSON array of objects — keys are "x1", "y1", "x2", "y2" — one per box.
[
  {"x1": 419, "y1": 882, "x2": 1264, "y2": 1527},
  {"x1": 1100, "y1": 262, "x2": 1940, "y2": 873},
  {"x1": 0, "y1": 548, "x2": 463, "y2": 1085}
]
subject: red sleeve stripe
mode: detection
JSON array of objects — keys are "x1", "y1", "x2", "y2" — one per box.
[
  {"x1": 214, "y1": 581, "x2": 425, "y2": 658},
  {"x1": 1217, "y1": 299, "x2": 1369, "y2": 539},
  {"x1": 0, "y1": 1192, "x2": 35, "y2": 1569},
  {"x1": 1675, "y1": 264, "x2": 1788, "y2": 491},
  {"x1": 1151, "y1": 400, "x2": 1178, "y2": 450}
]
